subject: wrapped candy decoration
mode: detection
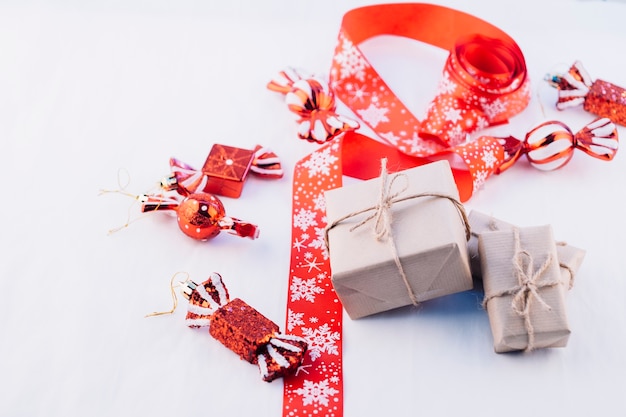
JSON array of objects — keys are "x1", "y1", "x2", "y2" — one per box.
[
  {"x1": 267, "y1": 67, "x2": 360, "y2": 143},
  {"x1": 181, "y1": 272, "x2": 308, "y2": 382},
  {"x1": 546, "y1": 61, "x2": 626, "y2": 126},
  {"x1": 494, "y1": 117, "x2": 618, "y2": 172},
  {"x1": 140, "y1": 192, "x2": 259, "y2": 240},
  {"x1": 161, "y1": 144, "x2": 284, "y2": 199}
]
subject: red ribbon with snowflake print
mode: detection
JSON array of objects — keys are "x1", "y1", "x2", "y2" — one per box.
[
  {"x1": 281, "y1": 131, "x2": 501, "y2": 415},
  {"x1": 328, "y1": 3, "x2": 531, "y2": 201},
  {"x1": 282, "y1": 138, "x2": 344, "y2": 417},
  {"x1": 282, "y1": 5, "x2": 531, "y2": 416}
]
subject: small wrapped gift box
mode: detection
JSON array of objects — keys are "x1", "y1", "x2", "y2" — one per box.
[
  {"x1": 200, "y1": 144, "x2": 256, "y2": 198},
  {"x1": 479, "y1": 225, "x2": 570, "y2": 353},
  {"x1": 324, "y1": 160, "x2": 473, "y2": 319},
  {"x1": 468, "y1": 210, "x2": 585, "y2": 289}
]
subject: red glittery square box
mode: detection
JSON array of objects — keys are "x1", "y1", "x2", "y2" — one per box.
[
  {"x1": 201, "y1": 144, "x2": 255, "y2": 198},
  {"x1": 585, "y1": 80, "x2": 626, "y2": 126},
  {"x1": 209, "y1": 298, "x2": 279, "y2": 363}
]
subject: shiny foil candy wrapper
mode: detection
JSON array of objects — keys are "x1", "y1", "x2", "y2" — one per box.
[
  {"x1": 547, "y1": 60, "x2": 626, "y2": 126},
  {"x1": 140, "y1": 192, "x2": 259, "y2": 241},
  {"x1": 162, "y1": 144, "x2": 284, "y2": 198},
  {"x1": 267, "y1": 67, "x2": 360, "y2": 143},
  {"x1": 181, "y1": 273, "x2": 308, "y2": 382},
  {"x1": 494, "y1": 117, "x2": 618, "y2": 172}
]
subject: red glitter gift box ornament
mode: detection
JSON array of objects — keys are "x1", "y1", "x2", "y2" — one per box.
[
  {"x1": 180, "y1": 272, "x2": 308, "y2": 382},
  {"x1": 140, "y1": 192, "x2": 259, "y2": 240},
  {"x1": 547, "y1": 61, "x2": 626, "y2": 126},
  {"x1": 161, "y1": 144, "x2": 284, "y2": 198}
]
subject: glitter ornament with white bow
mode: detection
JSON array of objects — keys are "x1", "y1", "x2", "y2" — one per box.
[
  {"x1": 546, "y1": 61, "x2": 626, "y2": 126},
  {"x1": 179, "y1": 272, "x2": 308, "y2": 382}
]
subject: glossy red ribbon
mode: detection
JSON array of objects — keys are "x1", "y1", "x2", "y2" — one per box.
[
  {"x1": 327, "y1": 3, "x2": 530, "y2": 201},
  {"x1": 283, "y1": 139, "x2": 343, "y2": 417},
  {"x1": 283, "y1": 4, "x2": 531, "y2": 417}
]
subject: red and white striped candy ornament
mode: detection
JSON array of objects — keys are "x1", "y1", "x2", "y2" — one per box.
[
  {"x1": 140, "y1": 192, "x2": 259, "y2": 240},
  {"x1": 496, "y1": 117, "x2": 618, "y2": 172},
  {"x1": 268, "y1": 67, "x2": 360, "y2": 143},
  {"x1": 249, "y1": 145, "x2": 284, "y2": 178}
]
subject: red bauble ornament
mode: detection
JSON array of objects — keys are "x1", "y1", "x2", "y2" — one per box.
[{"x1": 141, "y1": 192, "x2": 259, "y2": 241}]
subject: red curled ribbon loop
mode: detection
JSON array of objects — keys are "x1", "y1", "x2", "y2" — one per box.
[
  {"x1": 330, "y1": 3, "x2": 530, "y2": 151},
  {"x1": 268, "y1": 68, "x2": 360, "y2": 143},
  {"x1": 496, "y1": 117, "x2": 618, "y2": 172},
  {"x1": 421, "y1": 34, "x2": 530, "y2": 144},
  {"x1": 317, "y1": 3, "x2": 531, "y2": 200}
]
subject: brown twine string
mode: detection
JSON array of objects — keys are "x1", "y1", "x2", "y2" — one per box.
[
  {"x1": 555, "y1": 241, "x2": 575, "y2": 289},
  {"x1": 144, "y1": 272, "x2": 189, "y2": 318},
  {"x1": 98, "y1": 168, "x2": 169, "y2": 235},
  {"x1": 482, "y1": 228, "x2": 561, "y2": 352},
  {"x1": 324, "y1": 158, "x2": 471, "y2": 307}
]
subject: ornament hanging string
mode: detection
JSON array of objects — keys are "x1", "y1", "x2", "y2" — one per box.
[{"x1": 144, "y1": 271, "x2": 189, "y2": 318}]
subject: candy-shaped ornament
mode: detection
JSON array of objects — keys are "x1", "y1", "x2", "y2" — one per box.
[
  {"x1": 493, "y1": 117, "x2": 618, "y2": 173},
  {"x1": 268, "y1": 67, "x2": 360, "y2": 143},
  {"x1": 547, "y1": 60, "x2": 626, "y2": 126},
  {"x1": 161, "y1": 144, "x2": 284, "y2": 198},
  {"x1": 141, "y1": 192, "x2": 259, "y2": 240},
  {"x1": 178, "y1": 272, "x2": 308, "y2": 382}
]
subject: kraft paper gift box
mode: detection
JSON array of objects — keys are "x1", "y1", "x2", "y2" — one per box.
[
  {"x1": 324, "y1": 160, "x2": 473, "y2": 320},
  {"x1": 479, "y1": 225, "x2": 570, "y2": 353},
  {"x1": 468, "y1": 210, "x2": 585, "y2": 289}
]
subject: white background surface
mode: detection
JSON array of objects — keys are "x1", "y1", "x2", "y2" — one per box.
[{"x1": 1, "y1": 0, "x2": 625, "y2": 416}]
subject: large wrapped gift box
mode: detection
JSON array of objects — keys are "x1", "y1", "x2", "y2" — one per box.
[
  {"x1": 324, "y1": 160, "x2": 472, "y2": 319},
  {"x1": 479, "y1": 225, "x2": 570, "y2": 353},
  {"x1": 468, "y1": 210, "x2": 585, "y2": 289}
]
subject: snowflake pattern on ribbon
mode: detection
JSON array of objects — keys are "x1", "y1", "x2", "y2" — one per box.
[
  {"x1": 295, "y1": 379, "x2": 340, "y2": 407},
  {"x1": 330, "y1": 30, "x2": 448, "y2": 157},
  {"x1": 457, "y1": 136, "x2": 505, "y2": 194},
  {"x1": 333, "y1": 36, "x2": 370, "y2": 82},
  {"x1": 283, "y1": 138, "x2": 343, "y2": 417},
  {"x1": 328, "y1": 26, "x2": 531, "y2": 198}
]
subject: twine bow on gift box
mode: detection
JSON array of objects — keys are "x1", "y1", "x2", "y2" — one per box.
[
  {"x1": 482, "y1": 229, "x2": 562, "y2": 352},
  {"x1": 325, "y1": 159, "x2": 470, "y2": 306}
]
